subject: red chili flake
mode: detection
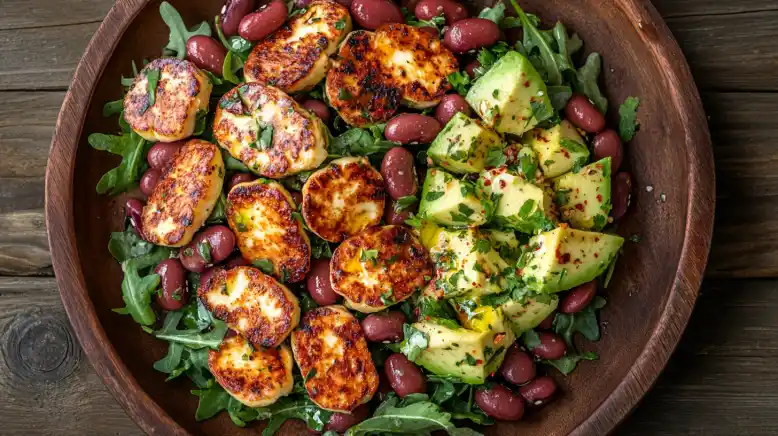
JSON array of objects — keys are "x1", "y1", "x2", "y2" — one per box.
[
  {"x1": 556, "y1": 248, "x2": 571, "y2": 264},
  {"x1": 562, "y1": 150, "x2": 570, "y2": 158},
  {"x1": 523, "y1": 80, "x2": 530, "y2": 87},
  {"x1": 484, "y1": 179, "x2": 492, "y2": 186},
  {"x1": 425, "y1": 316, "x2": 431, "y2": 321},
  {"x1": 493, "y1": 333, "x2": 506, "y2": 344},
  {"x1": 475, "y1": 359, "x2": 484, "y2": 365},
  {"x1": 499, "y1": 180, "x2": 507, "y2": 189},
  {"x1": 596, "y1": 194, "x2": 603, "y2": 203},
  {"x1": 584, "y1": 200, "x2": 588, "y2": 205},
  {"x1": 594, "y1": 237, "x2": 600, "y2": 242},
  {"x1": 515, "y1": 268, "x2": 523, "y2": 275},
  {"x1": 594, "y1": 253, "x2": 599, "y2": 258},
  {"x1": 574, "y1": 203, "x2": 585, "y2": 211}
]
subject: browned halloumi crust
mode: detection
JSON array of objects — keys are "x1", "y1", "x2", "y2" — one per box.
[
  {"x1": 326, "y1": 24, "x2": 457, "y2": 127},
  {"x1": 199, "y1": 266, "x2": 300, "y2": 348},
  {"x1": 302, "y1": 157, "x2": 385, "y2": 243},
  {"x1": 244, "y1": 1, "x2": 352, "y2": 93},
  {"x1": 226, "y1": 180, "x2": 310, "y2": 283},
  {"x1": 123, "y1": 57, "x2": 211, "y2": 142},
  {"x1": 330, "y1": 225, "x2": 433, "y2": 312},
  {"x1": 141, "y1": 139, "x2": 224, "y2": 247},
  {"x1": 208, "y1": 335, "x2": 294, "y2": 407},
  {"x1": 212, "y1": 83, "x2": 328, "y2": 178},
  {"x1": 326, "y1": 30, "x2": 401, "y2": 127},
  {"x1": 291, "y1": 305, "x2": 378, "y2": 412}
]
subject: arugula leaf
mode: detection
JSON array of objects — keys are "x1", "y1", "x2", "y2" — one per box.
[
  {"x1": 310, "y1": 234, "x2": 333, "y2": 259},
  {"x1": 89, "y1": 132, "x2": 147, "y2": 195},
  {"x1": 206, "y1": 193, "x2": 227, "y2": 224},
  {"x1": 394, "y1": 195, "x2": 418, "y2": 212},
  {"x1": 224, "y1": 152, "x2": 250, "y2": 171},
  {"x1": 153, "y1": 341, "x2": 184, "y2": 373},
  {"x1": 108, "y1": 227, "x2": 156, "y2": 262},
  {"x1": 522, "y1": 329, "x2": 541, "y2": 349},
  {"x1": 103, "y1": 99, "x2": 124, "y2": 117},
  {"x1": 259, "y1": 397, "x2": 332, "y2": 435},
  {"x1": 118, "y1": 260, "x2": 160, "y2": 326},
  {"x1": 573, "y1": 53, "x2": 608, "y2": 114},
  {"x1": 222, "y1": 51, "x2": 243, "y2": 84},
  {"x1": 553, "y1": 296, "x2": 607, "y2": 346},
  {"x1": 329, "y1": 128, "x2": 395, "y2": 157},
  {"x1": 544, "y1": 351, "x2": 598, "y2": 375},
  {"x1": 154, "y1": 318, "x2": 229, "y2": 349},
  {"x1": 478, "y1": 2, "x2": 505, "y2": 24},
  {"x1": 511, "y1": 0, "x2": 563, "y2": 86},
  {"x1": 618, "y1": 96, "x2": 641, "y2": 141},
  {"x1": 192, "y1": 382, "x2": 271, "y2": 425},
  {"x1": 146, "y1": 68, "x2": 160, "y2": 108},
  {"x1": 447, "y1": 71, "x2": 471, "y2": 96},
  {"x1": 401, "y1": 324, "x2": 430, "y2": 362},
  {"x1": 160, "y1": 1, "x2": 212, "y2": 58},
  {"x1": 252, "y1": 258, "x2": 275, "y2": 274},
  {"x1": 548, "y1": 85, "x2": 573, "y2": 111}
]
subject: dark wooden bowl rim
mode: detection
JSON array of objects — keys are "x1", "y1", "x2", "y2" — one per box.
[{"x1": 45, "y1": 0, "x2": 715, "y2": 434}]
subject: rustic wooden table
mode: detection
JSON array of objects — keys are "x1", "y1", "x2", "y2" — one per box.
[{"x1": 0, "y1": 0, "x2": 775, "y2": 434}]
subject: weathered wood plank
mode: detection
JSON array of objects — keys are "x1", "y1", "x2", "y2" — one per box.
[
  {"x1": 0, "y1": 277, "x2": 141, "y2": 435},
  {"x1": 652, "y1": 0, "x2": 778, "y2": 18},
  {"x1": 619, "y1": 279, "x2": 778, "y2": 435},
  {"x1": 0, "y1": 0, "x2": 111, "y2": 31},
  {"x1": 0, "y1": 91, "x2": 64, "y2": 178}
]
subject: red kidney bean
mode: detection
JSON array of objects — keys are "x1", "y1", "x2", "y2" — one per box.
[
  {"x1": 350, "y1": 0, "x2": 404, "y2": 30},
  {"x1": 154, "y1": 259, "x2": 189, "y2": 311},
  {"x1": 415, "y1": 0, "x2": 468, "y2": 24},
  {"x1": 385, "y1": 114, "x2": 441, "y2": 145},
  {"x1": 384, "y1": 198, "x2": 413, "y2": 225},
  {"x1": 180, "y1": 225, "x2": 237, "y2": 272},
  {"x1": 139, "y1": 169, "x2": 162, "y2": 196},
  {"x1": 475, "y1": 384, "x2": 525, "y2": 421},
  {"x1": 443, "y1": 18, "x2": 500, "y2": 53},
  {"x1": 560, "y1": 281, "x2": 597, "y2": 313},
  {"x1": 381, "y1": 147, "x2": 419, "y2": 200},
  {"x1": 200, "y1": 267, "x2": 222, "y2": 289},
  {"x1": 333, "y1": 0, "x2": 354, "y2": 7},
  {"x1": 301, "y1": 99, "x2": 331, "y2": 124},
  {"x1": 239, "y1": 1, "x2": 287, "y2": 42},
  {"x1": 499, "y1": 345, "x2": 536, "y2": 386},
  {"x1": 221, "y1": 0, "x2": 256, "y2": 38},
  {"x1": 225, "y1": 254, "x2": 250, "y2": 269},
  {"x1": 361, "y1": 311, "x2": 407, "y2": 342},
  {"x1": 124, "y1": 198, "x2": 145, "y2": 235},
  {"x1": 519, "y1": 376, "x2": 557, "y2": 406},
  {"x1": 464, "y1": 60, "x2": 480, "y2": 79},
  {"x1": 385, "y1": 353, "x2": 427, "y2": 397},
  {"x1": 565, "y1": 94, "x2": 606, "y2": 133},
  {"x1": 147, "y1": 141, "x2": 183, "y2": 169},
  {"x1": 186, "y1": 36, "x2": 227, "y2": 76},
  {"x1": 307, "y1": 259, "x2": 340, "y2": 305},
  {"x1": 435, "y1": 94, "x2": 471, "y2": 125},
  {"x1": 325, "y1": 404, "x2": 370, "y2": 432},
  {"x1": 228, "y1": 172, "x2": 255, "y2": 191},
  {"x1": 593, "y1": 129, "x2": 624, "y2": 170},
  {"x1": 531, "y1": 332, "x2": 567, "y2": 360},
  {"x1": 611, "y1": 172, "x2": 633, "y2": 220},
  {"x1": 290, "y1": 191, "x2": 303, "y2": 205},
  {"x1": 537, "y1": 311, "x2": 556, "y2": 330}
]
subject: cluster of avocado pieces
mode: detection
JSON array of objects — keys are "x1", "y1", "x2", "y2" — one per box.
[{"x1": 399, "y1": 51, "x2": 624, "y2": 384}]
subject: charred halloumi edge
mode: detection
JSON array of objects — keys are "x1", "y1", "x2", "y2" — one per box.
[
  {"x1": 199, "y1": 266, "x2": 301, "y2": 348},
  {"x1": 141, "y1": 139, "x2": 224, "y2": 247},
  {"x1": 123, "y1": 57, "x2": 212, "y2": 142},
  {"x1": 208, "y1": 334, "x2": 295, "y2": 407}
]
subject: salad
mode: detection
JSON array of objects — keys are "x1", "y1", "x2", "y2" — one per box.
[{"x1": 92, "y1": 0, "x2": 641, "y2": 433}]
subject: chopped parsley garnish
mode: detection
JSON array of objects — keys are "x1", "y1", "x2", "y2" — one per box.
[
  {"x1": 360, "y1": 248, "x2": 379, "y2": 264},
  {"x1": 197, "y1": 239, "x2": 212, "y2": 263},
  {"x1": 425, "y1": 191, "x2": 444, "y2": 202},
  {"x1": 252, "y1": 258, "x2": 274, "y2": 275}
]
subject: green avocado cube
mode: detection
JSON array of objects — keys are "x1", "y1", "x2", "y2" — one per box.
[
  {"x1": 410, "y1": 317, "x2": 515, "y2": 384},
  {"x1": 500, "y1": 294, "x2": 559, "y2": 335},
  {"x1": 553, "y1": 157, "x2": 612, "y2": 231},
  {"x1": 478, "y1": 167, "x2": 557, "y2": 234},
  {"x1": 520, "y1": 226, "x2": 624, "y2": 293},
  {"x1": 481, "y1": 229, "x2": 521, "y2": 263},
  {"x1": 466, "y1": 51, "x2": 553, "y2": 136},
  {"x1": 427, "y1": 113, "x2": 504, "y2": 174},
  {"x1": 420, "y1": 224, "x2": 508, "y2": 299},
  {"x1": 418, "y1": 168, "x2": 491, "y2": 227},
  {"x1": 525, "y1": 120, "x2": 590, "y2": 178}
]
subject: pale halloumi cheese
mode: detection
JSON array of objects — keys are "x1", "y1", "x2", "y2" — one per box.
[
  {"x1": 209, "y1": 335, "x2": 294, "y2": 407},
  {"x1": 330, "y1": 225, "x2": 433, "y2": 313},
  {"x1": 123, "y1": 58, "x2": 212, "y2": 142},
  {"x1": 244, "y1": 0, "x2": 352, "y2": 93},
  {"x1": 291, "y1": 305, "x2": 378, "y2": 412},
  {"x1": 226, "y1": 179, "x2": 310, "y2": 283},
  {"x1": 326, "y1": 24, "x2": 457, "y2": 126},
  {"x1": 212, "y1": 83, "x2": 328, "y2": 178},
  {"x1": 199, "y1": 266, "x2": 300, "y2": 348},
  {"x1": 141, "y1": 139, "x2": 224, "y2": 247},
  {"x1": 302, "y1": 157, "x2": 385, "y2": 243}
]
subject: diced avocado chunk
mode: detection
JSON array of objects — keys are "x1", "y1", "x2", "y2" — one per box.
[
  {"x1": 420, "y1": 223, "x2": 508, "y2": 299},
  {"x1": 520, "y1": 226, "x2": 624, "y2": 293},
  {"x1": 501, "y1": 294, "x2": 559, "y2": 335},
  {"x1": 466, "y1": 51, "x2": 553, "y2": 136},
  {"x1": 450, "y1": 298, "x2": 507, "y2": 333},
  {"x1": 411, "y1": 317, "x2": 515, "y2": 384},
  {"x1": 482, "y1": 229, "x2": 521, "y2": 263},
  {"x1": 428, "y1": 113, "x2": 504, "y2": 174},
  {"x1": 553, "y1": 158, "x2": 612, "y2": 231},
  {"x1": 525, "y1": 120, "x2": 590, "y2": 178},
  {"x1": 478, "y1": 167, "x2": 557, "y2": 233},
  {"x1": 418, "y1": 168, "x2": 491, "y2": 227}
]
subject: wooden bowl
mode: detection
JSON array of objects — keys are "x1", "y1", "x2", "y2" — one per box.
[{"x1": 45, "y1": 0, "x2": 714, "y2": 434}]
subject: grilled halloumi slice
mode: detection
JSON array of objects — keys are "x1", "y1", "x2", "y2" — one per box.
[
  {"x1": 244, "y1": 1, "x2": 352, "y2": 93},
  {"x1": 212, "y1": 83, "x2": 329, "y2": 178},
  {"x1": 199, "y1": 266, "x2": 300, "y2": 348},
  {"x1": 326, "y1": 25, "x2": 457, "y2": 126},
  {"x1": 209, "y1": 335, "x2": 294, "y2": 408},
  {"x1": 141, "y1": 139, "x2": 224, "y2": 247},
  {"x1": 226, "y1": 179, "x2": 310, "y2": 283},
  {"x1": 330, "y1": 225, "x2": 433, "y2": 313},
  {"x1": 291, "y1": 305, "x2": 378, "y2": 412},
  {"x1": 302, "y1": 157, "x2": 385, "y2": 243},
  {"x1": 123, "y1": 58, "x2": 212, "y2": 142}
]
